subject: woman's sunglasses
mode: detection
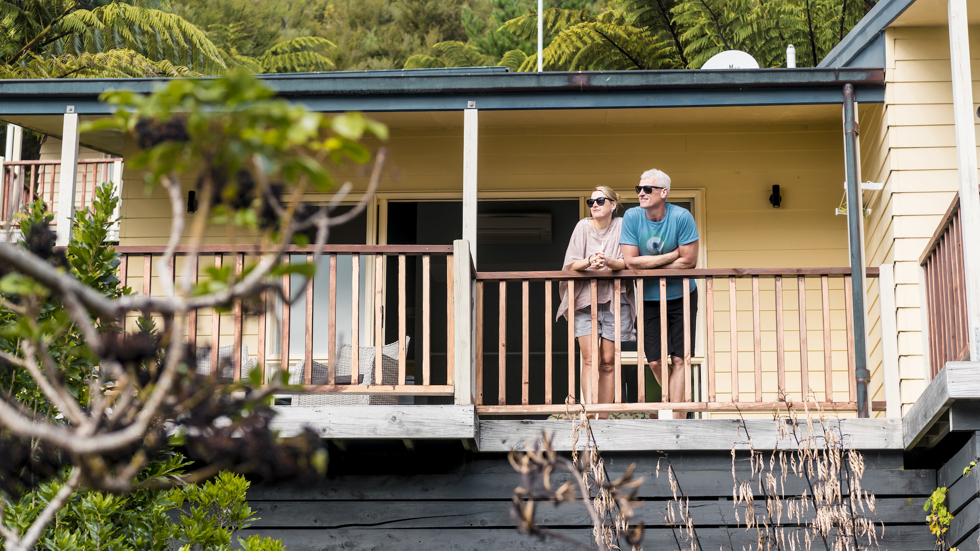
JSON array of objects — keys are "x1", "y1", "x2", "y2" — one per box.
[
  {"x1": 586, "y1": 197, "x2": 612, "y2": 207},
  {"x1": 635, "y1": 185, "x2": 665, "y2": 194}
]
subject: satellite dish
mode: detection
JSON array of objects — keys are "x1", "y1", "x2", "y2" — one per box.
[{"x1": 701, "y1": 50, "x2": 760, "y2": 70}]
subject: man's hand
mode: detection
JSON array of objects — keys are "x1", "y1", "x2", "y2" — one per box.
[{"x1": 622, "y1": 245, "x2": 679, "y2": 269}]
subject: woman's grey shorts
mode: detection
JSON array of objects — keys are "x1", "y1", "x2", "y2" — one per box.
[{"x1": 573, "y1": 300, "x2": 634, "y2": 341}]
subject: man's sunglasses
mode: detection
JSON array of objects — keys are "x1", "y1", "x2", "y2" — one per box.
[
  {"x1": 586, "y1": 197, "x2": 612, "y2": 207},
  {"x1": 635, "y1": 185, "x2": 665, "y2": 194}
]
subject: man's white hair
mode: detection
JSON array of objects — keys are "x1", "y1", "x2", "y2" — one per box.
[{"x1": 640, "y1": 168, "x2": 671, "y2": 193}]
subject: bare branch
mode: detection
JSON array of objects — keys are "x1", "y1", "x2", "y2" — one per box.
[
  {"x1": 18, "y1": 342, "x2": 87, "y2": 427},
  {"x1": 7, "y1": 469, "x2": 82, "y2": 551},
  {"x1": 156, "y1": 171, "x2": 185, "y2": 298}
]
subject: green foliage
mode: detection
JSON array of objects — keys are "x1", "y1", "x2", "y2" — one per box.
[
  {"x1": 2, "y1": 453, "x2": 283, "y2": 551},
  {"x1": 924, "y1": 486, "x2": 953, "y2": 541},
  {"x1": 0, "y1": 0, "x2": 225, "y2": 78},
  {"x1": 0, "y1": 183, "x2": 124, "y2": 416},
  {"x1": 405, "y1": 40, "x2": 492, "y2": 68}
]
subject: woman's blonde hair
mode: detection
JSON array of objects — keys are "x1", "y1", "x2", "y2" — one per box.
[{"x1": 593, "y1": 185, "x2": 624, "y2": 215}]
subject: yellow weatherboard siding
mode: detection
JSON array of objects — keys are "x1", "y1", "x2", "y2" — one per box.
[{"x1": 862, "y1": 25, "x2": 977, "y2": 416}]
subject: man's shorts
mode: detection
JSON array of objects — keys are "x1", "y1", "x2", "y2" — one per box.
[
  {"x1": 643, "y1": 290, "x2": 698, "y2": 362},
  {"x1": 573, "y1": 299, "x2": 634, "y2": 342}
]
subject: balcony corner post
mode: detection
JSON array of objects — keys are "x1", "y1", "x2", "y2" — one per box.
[
  {"x1": 948, "y1": 0, "x2": 980, "y2": 361},
  {"x1": 843, "y1": 83, "x2": 870, "y2": 417},
  {"x1": 55, "y1": 113, "x2": 80, "y2": 247},
  {"x1": 453, "y1": 239, "x2": 476, "y2": 405},
  {"x1": 463, "y1": 105, "x2": 478, "y2": 267},
  {"x1": 879, "y1": 264, "x2": 901, "y2": 418}
]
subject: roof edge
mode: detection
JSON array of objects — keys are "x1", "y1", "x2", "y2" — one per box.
[{"x1": 818, "y1": 0, "x2": 918, "y2": 68}]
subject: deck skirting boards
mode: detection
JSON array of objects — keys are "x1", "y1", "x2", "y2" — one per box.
[
  {"x1": 478, "y1": 418, "x2": 904, "y2": 451},
  {"x1": 271, "y1": 405, "x2": 477, "y2": 440}
]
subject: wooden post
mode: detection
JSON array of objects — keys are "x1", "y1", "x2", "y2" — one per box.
[
  {"x1": 463, "y1": 108, "x2": 478, "y2": 267},
  {"x1": 879, "y1": 265, "x2": 901, "y2": 418},
  {"x1": 109, "y1": 159, "x2": 123, "y2": 241},
  {"x1": 453, "y1": 240, "x2": 475, "y2": 405},
  {"x1": 948, "y1": 0, "x2": 980, "y2": 361},
  {"x1": 56, "y1": 113, "x2": 80, "y2": 246}
]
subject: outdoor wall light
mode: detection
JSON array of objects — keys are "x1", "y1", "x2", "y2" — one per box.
[
  {"x1": 187, "y1": 190, "x2": 198, "y2": 213},
  {"x1": 769, "y1": 185, "x2": 782, "y2": 208}
]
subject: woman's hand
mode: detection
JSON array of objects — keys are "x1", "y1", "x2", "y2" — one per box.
[{"x1": 590, "y1": 252, "x2": 606, "y2": 270}]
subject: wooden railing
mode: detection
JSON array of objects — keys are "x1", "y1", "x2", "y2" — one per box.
[
  {"x1": 475, "y1": 267, "x2": 880, "y2": 415},
  {"x1": 920, "y1": 196, "x2": 970, "y2": 378},
  {"x1": 0, "y1": 159, "x2": 121, "y2": 223},
  {"x1": 115, "y1": 245, "x2": 456, "y2": 400}
]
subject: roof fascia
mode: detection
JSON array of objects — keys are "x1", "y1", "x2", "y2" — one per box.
[
  {"x1": 818, "y1": 0, "x2": 918, "y2": 67},
  {"x1": 0, "y1": 68, "x2": 884, "y2": 116}
]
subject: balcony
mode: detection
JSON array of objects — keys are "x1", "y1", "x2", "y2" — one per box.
[{"x1": 115, "y1": 243, "x2": 883, "y2": 425}]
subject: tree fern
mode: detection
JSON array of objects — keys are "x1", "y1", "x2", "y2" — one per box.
[{"x1": 405, "y1": 40, "x2": 492, "y2": 68}]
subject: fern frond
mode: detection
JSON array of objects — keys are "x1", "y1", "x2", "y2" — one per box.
[
  {"x1": 404, "y1": 54, "x2": 447, "y2": 69},
  {"x1": 498, "y1": 49, "x2": 528, "y2": 71}
]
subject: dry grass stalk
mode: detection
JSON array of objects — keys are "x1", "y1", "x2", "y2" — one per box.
[
  {"x1": 509, "y1": 402, "x2": 644, "y2": 550},
  {"x1": 730, "y1": 399, "x2": 880, "y2": 551}
]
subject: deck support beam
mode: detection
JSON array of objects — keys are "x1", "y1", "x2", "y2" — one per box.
[
  {"x1": 843, "y1": 84, "x2": 870, "y2": 417},
  {"x1": 453, "y1": 239, "x2": 475, "y2": 405},
  {"x1": 879, "y1": 264, "x2": 901, "y2": 418},
  {"x1": 56, "y1": 112, "x2": 80, "y2": 246},
  {"x1": 948, "y1": 0, "x2": 980, "y2": 362}
]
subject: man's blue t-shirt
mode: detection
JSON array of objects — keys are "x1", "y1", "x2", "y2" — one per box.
[{"x1": 619, "y1": 204, "x2": 699, "y2": 301}]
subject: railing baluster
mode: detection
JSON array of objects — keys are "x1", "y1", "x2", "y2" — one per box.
[
  {"x1": 821, "y1": 274, "x2": 833, "y2": 402},
  {"x1": 446, "y1": 254, "x2": 454, "y2": 386},
  {"x1": 212, "y1": 254, "x2": 222, "y2": 377},
  {"x1": 398, "y1": 254, "x2": 407, "y2": 386},
  {"x1": 305, "y1": 253, "x2": 314, "y2": 385},
  {"x1": 234, "y1": 254, "x2": 244, "y2": 382},
  {"x1": 281, "y1": 255, "x2": 291, "y2": 381},
  {"x1": 614, "y1": 278, "x2": 622, "y2": 404},
  {"x1": 522, "y1": 280, "x2": 530, "y2": 406},
  {"x1": 798, "y1": 276, "x2": 809, "y2": 400},
  {"x1": 843, "y1": 275, "x2": 856, "y2": 402},
  {"x1": 422, "y1": 255, "x2": 431, "y2": 386},
  {"x1": 476, "y1": 280, "x2": 483, "y2": 404},
  {"x1": 752, "y1": 275, "x2": 762, "y2": 403},
  {"x1": 351, "y1": 255, "x2": 359, "y2": 385},
  {"x1": 729, "y1": 276, "x2": 738, "y2": 403},
  {"x1": 567, "y1": 279, "x2": 575, "y2": 404},
  {"x1": 683, "y1": 278, "x2": 692, "y2": 403},
  {"x1": 28, "y1": 165, "x2": 36, "y2": 203},
  {"x1": 256, "y1": 261, "x2": 265, "y2": 383},
  {"x1": 545, "y1": 280, "x2": 553, "y2": 405},
  {"x1": 636, "y1": 279, "x2": 645, "y2": 404},
  {"x1": 706, "y1": 276, "x2": 715, "y2": 402},
  {"x1": 499, "y1": 281, "x2": 507, "y2": 406},
  {"x1": 47, "y1": 163, "x2": 55, "y2": 205},
  {"x1": 660, "y1": 277, "x2": 669, "y2": 404},
  {"x1": 79, "y1": 163, "x2": 88, "y2": 211},
  {"x1": 328, "y1": 255, "x2": 337, "y2": 386},
  {"x1": 188, "y1": 255, "x2": 198, "y2": 354},
  {"x1": 590, "y1": 278, "x2": 599, "y2": 405},
  {"x1": 118, "y1": 255, "x2": 128, "y2": 332},
  {"x1": 775, "y1": 276, "x2": 786, "y2": 400},
  {"x1": 374, "y1": 254, "x2": 383, "y2": 387}
]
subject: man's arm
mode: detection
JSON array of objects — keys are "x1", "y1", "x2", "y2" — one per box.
[
  {"x1": 661, "y1": 240, "x2": 698, "y2": 269},
  {"x1": 622, "y1": 244, "x2": 680, "y2": 270}
]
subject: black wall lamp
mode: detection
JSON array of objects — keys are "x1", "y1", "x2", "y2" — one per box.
[
  {"x1": 187, "y1": 190, "x2": 198, "y2": 213},
  {"x1": 769, "y1": 185, "x2": 782, "y2": 208}
]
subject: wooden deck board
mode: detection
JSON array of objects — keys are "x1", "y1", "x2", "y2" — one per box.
[{"x1": 270, "y1": 405, "x2": 476, "y2": 439}]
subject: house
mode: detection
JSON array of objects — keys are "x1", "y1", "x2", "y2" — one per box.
[{"x1": 1, "y1": 0, "x2": 979, "y2": 547}]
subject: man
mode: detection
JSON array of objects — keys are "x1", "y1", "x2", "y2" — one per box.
[{"x1": 620, "y1": 168, "x2": 699, "y2": 419}]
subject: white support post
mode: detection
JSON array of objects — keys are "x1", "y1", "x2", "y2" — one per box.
[
  {"x1": 5, "y1": 125, "x2": 22, "y2": 162},
  {"x1": 56, "y1": 113, "x2": 80, "y2": 246},
  {"x1": 453, "y1": 239, "x2": 475, "y2": 405},
  {"x1": 462, "y1": 106, "x2": 478, "y2": 267},
  {"x1": 878, "y1": 264, "x2": 901, "y2": 418},
  {"x1": 108, "y1": 159, "x2": 124, "y2": 241},
  {"x1": 948, "y1": 0, "x2": 980, "y2": 361}
]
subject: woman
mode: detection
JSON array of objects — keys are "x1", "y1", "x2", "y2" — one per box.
[{"x1": 557, "y1": 186, "x2": 636, "y2": 417}]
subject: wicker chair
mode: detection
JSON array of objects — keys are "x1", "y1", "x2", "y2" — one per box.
[
  {"x1": 195, "y1": 344, "x2": 257, "y2": 380},
  {"x1": 291, "y1": 337, "x2": 408, "y2": 406}
]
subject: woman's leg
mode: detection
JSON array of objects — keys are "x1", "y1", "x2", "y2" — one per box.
[{"x1": 596, "y1": 338, "x2": 617, "y2": 413}]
